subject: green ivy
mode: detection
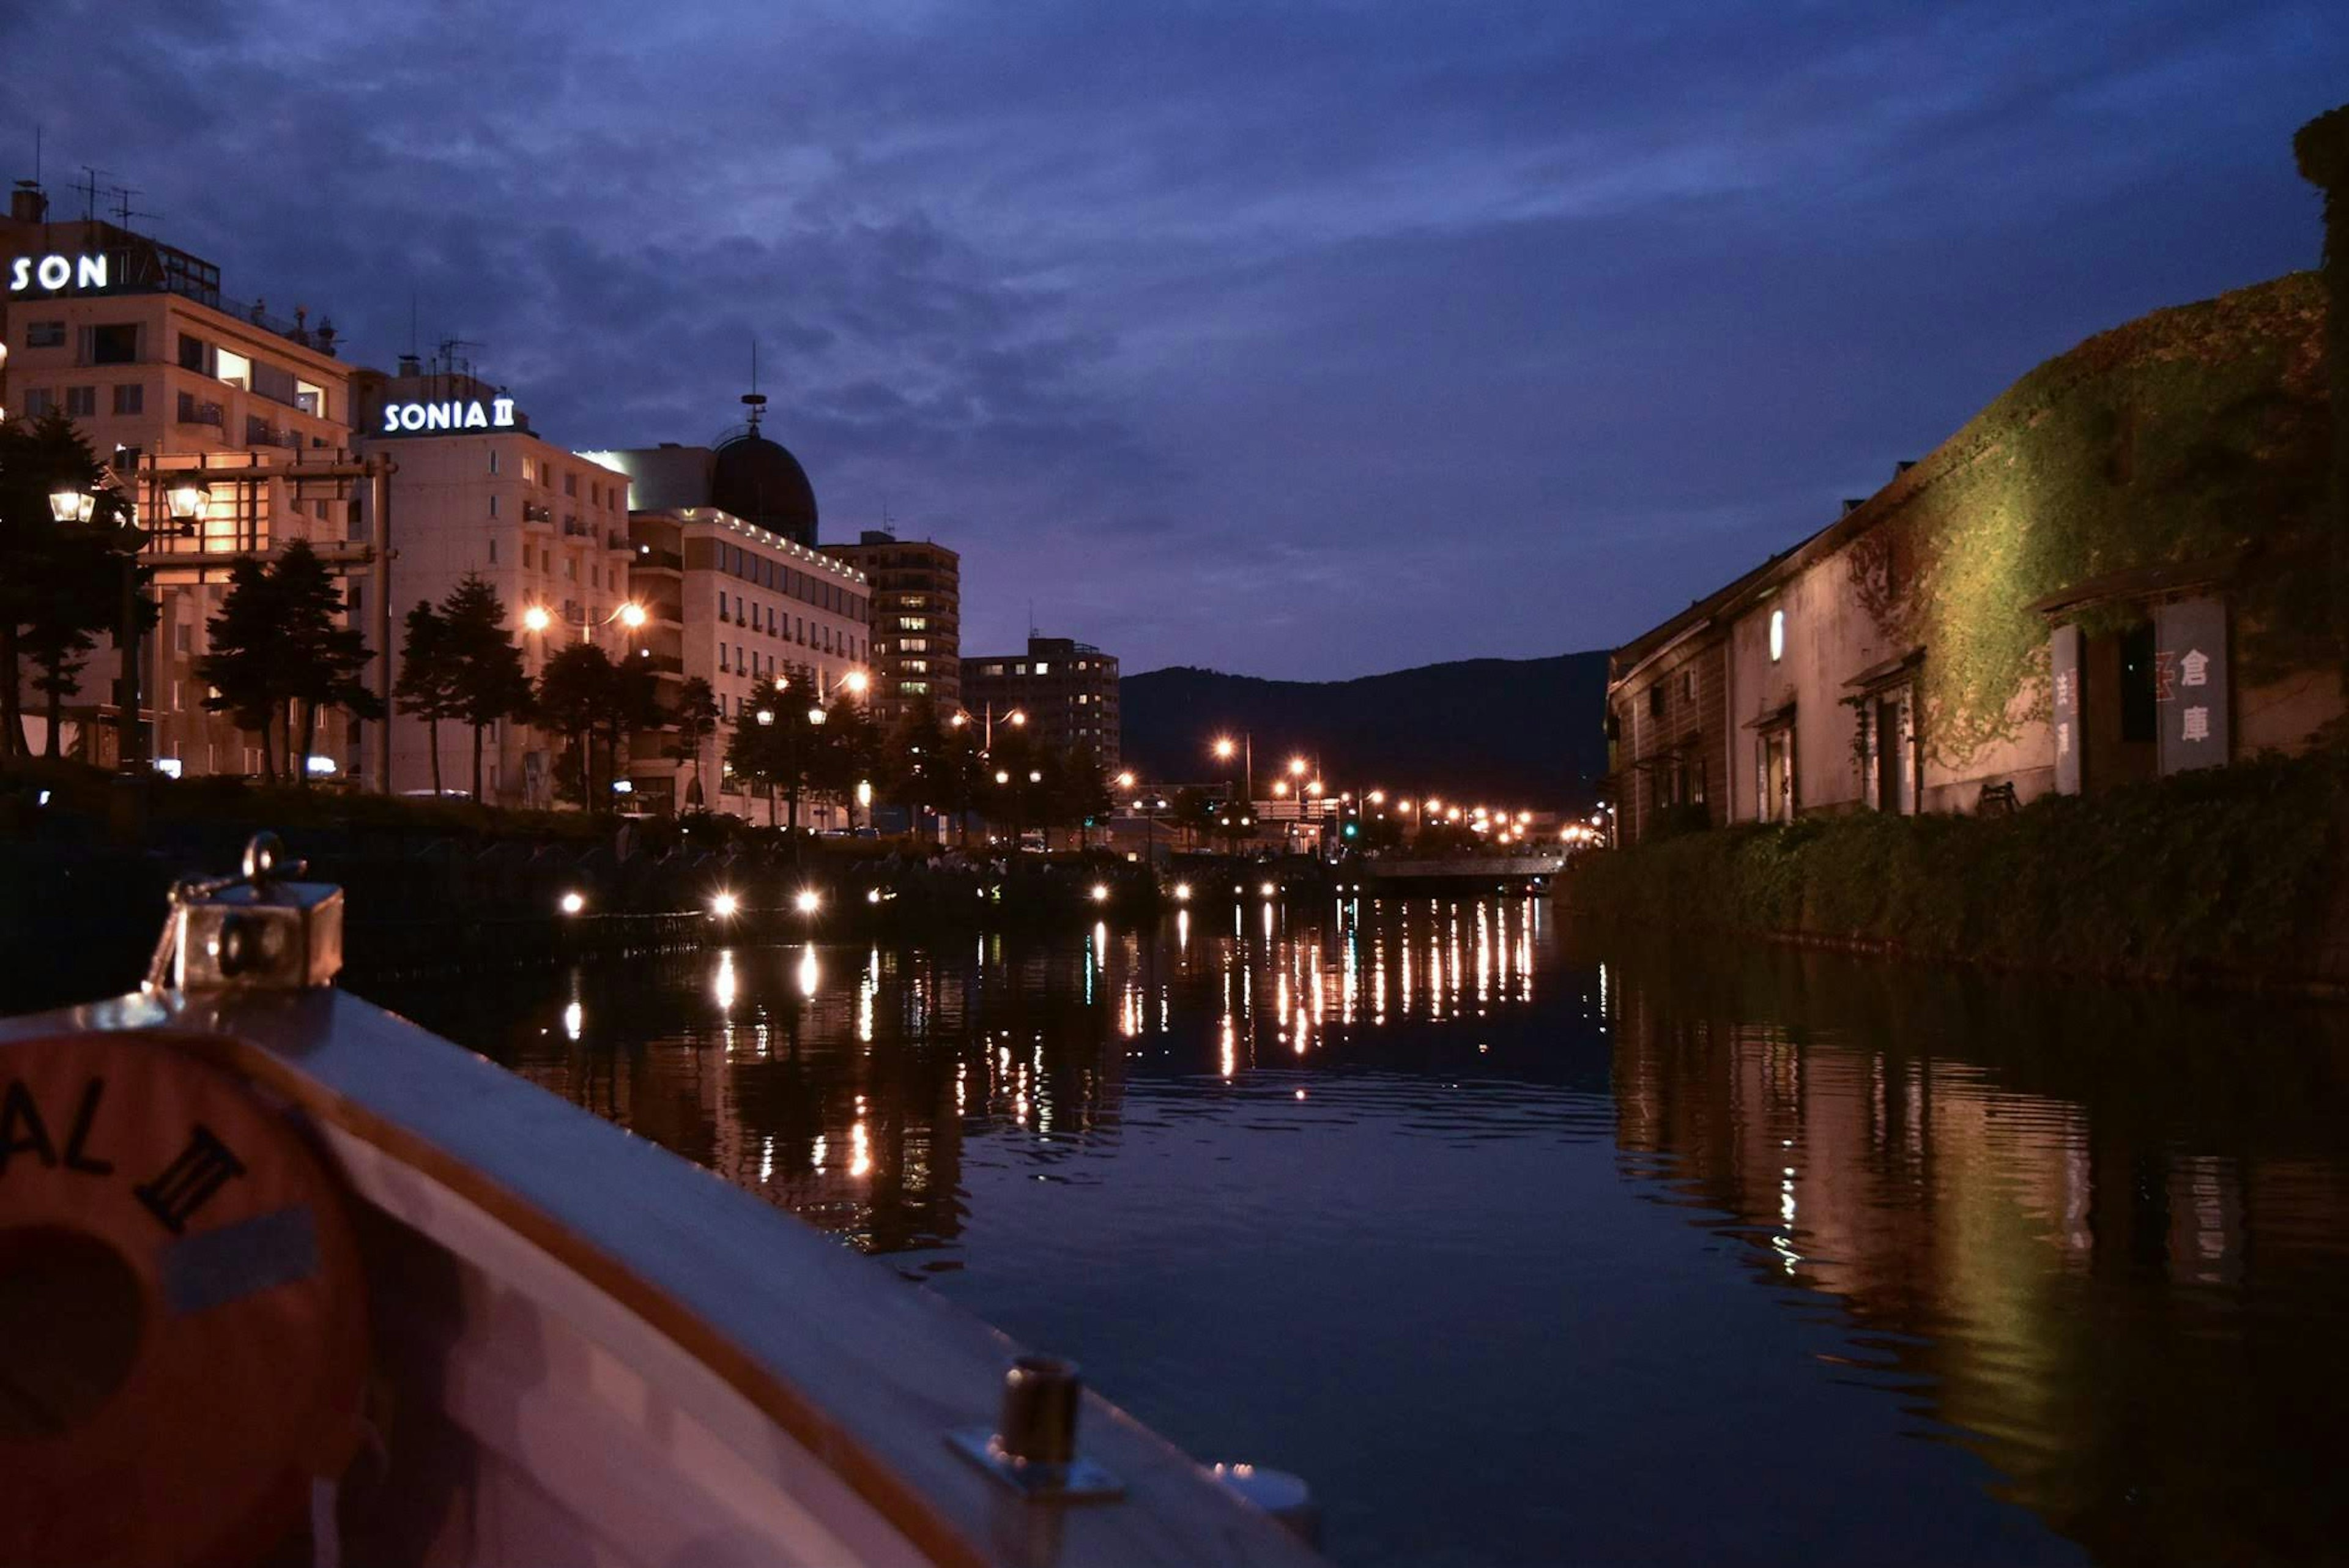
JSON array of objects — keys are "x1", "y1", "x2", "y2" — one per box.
[{"x1": 1863, "y1": 275, "x2": 2331, "y2": 767}]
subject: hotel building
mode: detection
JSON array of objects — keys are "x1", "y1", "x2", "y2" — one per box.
[
  {"x1": 598, "y1": 415, "x2": 871, "y2": 819},
  {"x1": 962, "y1": 634, "x2": 1121, "y2": 773},
  {"x1": 819, "y1": 530, "x2": 961, "y2": 726},
  {"x1": 350, "y1": 360, "x2": 634, "y2": 804},
  {"x1": 2, "y1": 187, "x2": 367, "y2": 776}
]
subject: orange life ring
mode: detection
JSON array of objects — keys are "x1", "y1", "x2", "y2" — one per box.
[{"x1": 0, "y1": 1031, "x2": 368, "y2": 1568}]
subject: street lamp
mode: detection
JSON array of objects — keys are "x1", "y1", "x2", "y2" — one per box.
[{"x1": 521, "y1": 600, "x2": 645, "y2": 643}]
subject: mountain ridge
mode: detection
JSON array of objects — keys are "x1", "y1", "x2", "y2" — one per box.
[{"x1": 1119, "y1": 652, "x2": 1610, "y2": 809}]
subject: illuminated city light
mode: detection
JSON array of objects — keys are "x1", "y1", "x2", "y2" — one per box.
[
  {"x1": 711, "y1": 891, "x2": 739, "y2": 918},
  {"x1": 1173, "y1": 882, "x2": 1193, "y2": 901},
  {"x1": 1091, "y1": 883, "x2": 1111, "y2": 902},
  {"x1": 794, "y1": 889, "x2": 822, "y2": 914},
  {"x1": 559, "y1": 891, "x2": 585, "y2": 915}
]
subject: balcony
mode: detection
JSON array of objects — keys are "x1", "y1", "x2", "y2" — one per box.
[
  {"x1": 643, "y1": 653, "x2": 685, "y2": 675},
  {"x1": 633, "y1": 548, "x2": 684, "y2": 573},
  {"x1": 176, "y1": 395, "x2": 224, "y2": 428},
  {"x1": 648, "y1": 601, "x2": 684, "y2": 626},
  {"x1": 522, "y1": 503, "x2": 554, "y2": 529},
  {"x1": 606, "y1": 530, "x2": 631, "y2": 553},
  {"x1": 562, "y1": 516, "x2": 592, "y2": 538}
]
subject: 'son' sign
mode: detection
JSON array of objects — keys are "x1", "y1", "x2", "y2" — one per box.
[{"x1": 7, "y1": 253, "x2": 109, "y2": 294}]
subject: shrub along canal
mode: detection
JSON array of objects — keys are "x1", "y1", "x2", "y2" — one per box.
[{"x1": 347, "y1": 896, "x2": 2349, "y2": 1566}]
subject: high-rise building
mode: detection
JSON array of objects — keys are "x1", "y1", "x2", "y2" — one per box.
[
  {"x1": 2, "y1": 186, "x2": 366, "y2": 777},
  {"x1": 350, "y1": 360, "x2": 633, "y2": 804},
  {"x1": 961, "y1": 635, "x2": 1120, "y2": 772},
  {"x1": 819, "y1": 530, "x2": 960, "y2": 726}
]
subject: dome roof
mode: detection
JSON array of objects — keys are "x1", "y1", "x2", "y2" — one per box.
[{"x1": 711, "y1": 431, "x2": 818, "y2": 544}]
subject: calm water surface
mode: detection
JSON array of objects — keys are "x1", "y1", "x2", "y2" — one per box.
[{"x1": 358, "y1": 899, "x2": 2349, "y2": 1567}]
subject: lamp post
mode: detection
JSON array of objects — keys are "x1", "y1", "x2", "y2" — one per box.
[
  {"x1": 49, "y1": 467, "x2": 204, "y2": 773},
  {"x1": 522, "y1": 598, "x2": 647, "y2": 647},
  {"x1": 951, "y1": 701, "x2": 1024, "y2": 752}
]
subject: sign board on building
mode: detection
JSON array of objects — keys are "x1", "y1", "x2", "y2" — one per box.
[
  {"x1": 7, "y1": 253, "x2": 109, "y2": 294},
  {"x1": 2154, "y1": 596, "x2": 2228, "y2": 775},
  {"x1": 2050, "y1": 623, "x2": 2082, "y2": 796},
  {"x1": 379, "y1": 398, "x2": 518, "y2": 435}
]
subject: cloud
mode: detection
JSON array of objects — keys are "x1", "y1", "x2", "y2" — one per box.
[{"x1": 4, "y1": 0, "x2": 2342, "y2": 677}]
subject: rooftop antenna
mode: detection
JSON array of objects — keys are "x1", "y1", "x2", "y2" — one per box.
[
  {"x1": 110, "y1": 184, "x2": 154, "y2": 233},
  {"x1": 76, "y1": 165, "x2": 113, "y2": 223},
  {"x1": 436, "y1": 335, "x2": 483, "y2": 384},
  {"x1": 741, "y1": 338, "x2": 767, "y2": 433}
]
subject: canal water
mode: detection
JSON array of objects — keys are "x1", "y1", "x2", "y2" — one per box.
[{"x1": 352, "y1": 897, "x2": 2349, "y2": 1567}]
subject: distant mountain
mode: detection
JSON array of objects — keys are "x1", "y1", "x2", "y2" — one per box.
[{"x1": 1120, "y1": 653, "x2": 1611, "y2": 809}]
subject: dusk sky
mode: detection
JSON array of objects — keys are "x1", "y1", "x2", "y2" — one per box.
[{"x1": 5, "y1": 2, "x2": 2343, "y2": 679}]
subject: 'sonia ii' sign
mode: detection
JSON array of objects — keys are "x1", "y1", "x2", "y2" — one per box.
[
  {"x1": 8, "y1": 253, "x2": 110, "y2": 293},
  {"x1": 381, "y1": 398, "x2": 519, "y2": 434}
]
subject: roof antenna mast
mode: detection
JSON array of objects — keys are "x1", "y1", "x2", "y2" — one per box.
[{"x1": 743, "y1": 338, "x2": 766, "y2": 433}]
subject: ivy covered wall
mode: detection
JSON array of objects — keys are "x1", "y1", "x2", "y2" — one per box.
[{"x1": 1850, "y1": 273, "x2": 2331, "y2": 768}]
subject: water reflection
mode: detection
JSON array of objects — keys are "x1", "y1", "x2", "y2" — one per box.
[
  {"x1": 1602, "y1": 933, "x2": 2349, "y2": 1566},
  {"x1": 356, "y1": 902, "x2": 2349, "y2": 1567}
]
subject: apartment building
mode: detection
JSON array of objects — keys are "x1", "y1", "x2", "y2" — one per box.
[
  {"x1": 962, "y1": 634, "x2": 1120, "y2": 773},
  {"x1": 2, "y1": 188, "x2": 366, "y2": 776},
  {"x1": 819, "y1": 530, "x2": 960, "y2": 725}
]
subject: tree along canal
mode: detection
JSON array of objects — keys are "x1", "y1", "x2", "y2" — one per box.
[{"x1": 349, "y1": 896, "x2": 2349, "y2": 1567}]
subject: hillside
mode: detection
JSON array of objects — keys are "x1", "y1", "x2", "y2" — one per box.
[{"x1": 1120, "y1": 653, "x2": 1611, "y2": 809}]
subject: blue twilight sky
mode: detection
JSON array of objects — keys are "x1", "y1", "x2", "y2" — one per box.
[{"x1": 2, "y1": 1, "x2": 2343, "y2": 678}]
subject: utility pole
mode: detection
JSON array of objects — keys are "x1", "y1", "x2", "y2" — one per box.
[{"x1": 371, "y1": 455, "x2": 396, "y2": 795}]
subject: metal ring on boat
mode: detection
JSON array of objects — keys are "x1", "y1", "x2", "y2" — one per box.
[{"x1": 0, "y1": 1031, "x2": 369, "y2": 1568}]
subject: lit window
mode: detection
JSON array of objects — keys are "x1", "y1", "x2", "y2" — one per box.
[{"x1": 1768, "y1": 609, "x2": 1786, "y2": 663}]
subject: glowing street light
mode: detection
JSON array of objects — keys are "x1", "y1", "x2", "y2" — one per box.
[
  {"x1": 843, "y1": 669, "x2": 870, "y2": 696},
  {"x1": 1173, "y1": 882, "x2": 1193, "y2": 901},
  {"x1": 1213, "y1": 738, "x2": 1236, "y2": 760},
  {"x1": 755, "y1": 707, "x2": 775, "y2": 727},
  {"x1": 793, "y1": 889, "x2": 821, "y2": 915},
  {"x1": 1090, "y1": 883, "x2": 1111, "y2": 903},
  {"x1": 995, "y1": 770, "x2": 1011, "y2": 786},
  {"x1": 522, "y1": 605, "x2": 553, "y2": 633},
  {"x1": 1288, "y1": 756, "x2": 1308, "y2": 778},
  {"x1": 711, "y1": 891, "x2": 740, "y2": 919},
  {"x1": 1272, "y1": 780, "x2": 1290, "y2": 797},
  {"x1": 1115, "y1": 770, "x2": 1137, "y2": 789},
  {"x1": 617, "y1": 601, "x2": 647, "y2": 630},
  {"x1": 559, "y1": 891, "x2": 586, "y2": 916}
]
